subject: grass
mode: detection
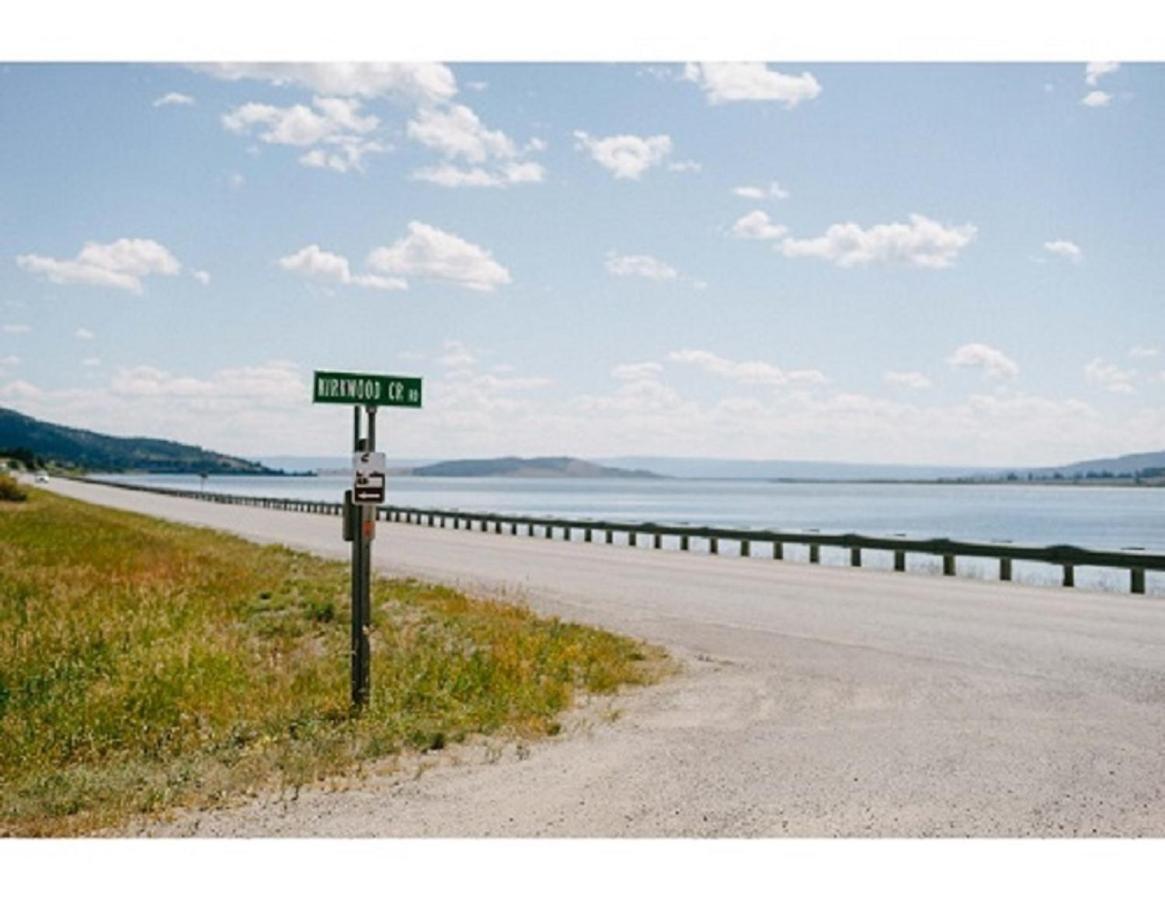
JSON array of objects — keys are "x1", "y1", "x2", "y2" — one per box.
[{"x1": 0, "y1": 489, "x2": 666, "y2": 836}]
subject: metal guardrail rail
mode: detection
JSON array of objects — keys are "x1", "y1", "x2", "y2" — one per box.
[{"x1": 84, "y1": 479, "x2": 1163, "y2": 594}]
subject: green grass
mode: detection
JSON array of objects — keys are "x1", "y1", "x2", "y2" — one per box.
[{"x1": 0, "y1": 489, "x2": 666, "y2": 836}]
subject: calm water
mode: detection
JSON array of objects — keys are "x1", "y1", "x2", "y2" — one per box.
[{"x1": 104, "y1": 474, "x2": 1165, "y2": 552}]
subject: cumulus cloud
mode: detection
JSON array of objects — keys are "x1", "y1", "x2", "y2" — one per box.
[
  {"x1": 17, "y1": 238, "x2": 183, "y2": 294},
  {"x1": 1128, "y1": 345, "x2": 1159, "y2": 359},
  {"x1": 407, "y1": 103, "x2": 545, "y2": 188},
  {"x1": 367, "y1": 222, "x2": 511, "y2": 292},
  {"x1": 192, "y1": 270, "x2": 211, "y2": 285},
  {"x1": 74, "y1": 328, "x2": 95, "y2": 340},
  {"x1": 947, "y1": 343, "x2": 1019, "y2": 380},
  {"x1": 222, "y1": 97, "x2": 385, "y2": 173},
  {"x1": 668, "y1": 349, "x2": 827, "y2": 386},
  {"x1": 197, "y1": 62, "x2": 457, "y2": 104},
  {"x1": 780, "y1": 214, "x2": 976, "y2": 268},
  {"x1": 730, "y1": 210, "x2": 788, "y2": 241},
  {"x1": 1043, "y1": 239, "x2": 1082, "y2": 263},
  {"x1": 1084, "y1": 62, "x2": 1120, "y2": 86},
  {"x1": 884, "y1": 371, "x2": 932, "y2": 390},
  {"x1": 153, "y1": 92, "x2": 194, "y2": 107},
  {"x1": 278, "y1": 244, "x2": 406, "y2": 291},
  {"x1": 1084, "y1": 358, "x2": 1135, "y2": 394},
  {"x1": 573, "y1": 131, "x2": 672, "y2": 180},
  {"x1": 667, "y1": 160, "x2": 702, "y2": 173},
  {"x1": 1081, "y1": 91, "x2": 1112, "y2": 108},
  {"x1": 437, "y1": 340, "x2": 476, "y2": 369},
  {"x1": 683, "y1": 62, "x2": 821, "y2": 108},
  {"x1": 733, "y1": 181, "x2": 789, "y2": 200},
  {"x1": 605, "y1": 253, "x2": 678, "y2": 281},
  {"x1": 2, "y1": 324, "x2": 31, "y2": 334}
]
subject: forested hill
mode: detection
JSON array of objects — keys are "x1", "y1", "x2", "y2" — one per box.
[{"x1": 0, "y1": 407, "x2": 279, "y2": 474}]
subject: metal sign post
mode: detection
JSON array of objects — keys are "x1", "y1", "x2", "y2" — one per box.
[{"x1": 314, "y1": 370, "x2": 422, "y2": 711}]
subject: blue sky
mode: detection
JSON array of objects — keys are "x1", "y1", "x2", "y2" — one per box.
[{"x1": 1, "y1": 61, "x2": 1162, "y2": 465}]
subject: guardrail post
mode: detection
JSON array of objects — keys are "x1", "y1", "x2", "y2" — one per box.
[
  {"x1": 709, "y1": 537, "x2": 719, "y2": 555},
  {"x1": 653, "y1": 533, "x2": 662, "y2": 550},
  {"x1": 511, "y1": 522, "x2": 517, "y2": 536},
  {"x1": 629, "y1": 531, "x2": 637, "y2": 547},
  {"x1": 809, "y1": 544, "x2": 820, "y2": 564},
  {"x1": 773, "y1": 541, "x2": 782, "y2": 560},
  {"x1": 894, "y1": 550, "x2": 906, "y2": 572},
  {"x1": 740, "y1": 539, "x2": 750, "y2": 558},
  {"x1": 1062, "y1": 564, "x2": 1075, "y2": 588},
  {"x1": 943, "y1": 554, "x2": 956, "y2": 577},
  {"x1": 585, "y1": 527, "x2": 592, "y2": 543},
  {"x1": 999, "y1": 558, "x2": 1011, "y2": 581},
  {"x1": 495, "y1": 521, "x2": 502, "y2": 534},
  {"x1": 1131, "y1": 568, "x2": 1145, "y2": 594},
  {"x1": 850, "y1": 547, "x2": 861, "y2": 567},
  {"x1": 606, "y1": 529, "x2": 613, "y2": 544},
  {"x1": 527, "y1": 523, "x2": 534, "y2": 537},
  {"x1": 681, "y1": 535, "x2": 690, "y2": 551},
  {"x1": 546, "y1": 525, "x2": 554, "y2": 540}
]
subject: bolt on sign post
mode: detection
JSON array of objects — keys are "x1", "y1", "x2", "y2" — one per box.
[{"x1": 313, "y1": 370, "x2": 422, "y2": 710}]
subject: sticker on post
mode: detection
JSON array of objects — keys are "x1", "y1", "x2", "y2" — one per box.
[{"x1": 353, "y1": 451, "x2": 386, "y2": 505}]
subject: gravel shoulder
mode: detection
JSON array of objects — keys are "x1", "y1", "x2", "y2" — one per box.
[{"x1": 48, "y1": 479, "x2": 1165, "y2": 837}]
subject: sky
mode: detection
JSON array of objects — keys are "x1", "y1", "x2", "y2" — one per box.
[{"x1": 0, "y1": 61, "x2": 1162, "y2": 466}]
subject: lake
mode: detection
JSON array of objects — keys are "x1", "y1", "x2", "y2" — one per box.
[{"x1": 103, "y1": 473, "x2": 1165, "y2": 550}]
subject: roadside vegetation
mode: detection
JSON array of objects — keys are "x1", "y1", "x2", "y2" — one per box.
[
  {"x1": 0, "y1": 489, "x2": 666, "y2": 836},
  {"x1": 0, "y1": 472, "x2": 27, "y2": 503}
]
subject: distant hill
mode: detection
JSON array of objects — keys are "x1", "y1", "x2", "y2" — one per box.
[
  {"x1": 407, "y1": 456, "x2": 663, "y2": 479},
  {"x1": 1028, "y1": 450, "x2": 1165, "y2": 478},
  {"x1": 596, "y1": 456, "x2": 999, "y2": 481},
  {"x1": 0, "y1": 407, "x2": 280, "y2": 475}
]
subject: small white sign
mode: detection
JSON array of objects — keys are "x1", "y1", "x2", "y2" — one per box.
[{"x1": 353, "y1": 451, "x2": 387, "y2": 505}]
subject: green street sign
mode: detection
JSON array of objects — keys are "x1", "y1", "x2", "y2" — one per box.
[{"x1": 312, "y1": 370, "x2": 422, "y2": 407}]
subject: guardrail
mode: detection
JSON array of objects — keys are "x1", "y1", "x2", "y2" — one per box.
[{"x1": 83, "y1": 479, "x2": 1163, "y2": 595}]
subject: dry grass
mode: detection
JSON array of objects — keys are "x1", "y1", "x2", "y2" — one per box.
[{"x1": 0, "y1": 489, "x2": 665, "y2": 836}]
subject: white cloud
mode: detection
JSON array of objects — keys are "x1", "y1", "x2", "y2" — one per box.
[
  {"x1": 406, "y1": 103, "x2": 545, "y2": 188},
  {"x1": 667, "y1": 160, "x2": 702, "y2": 173},
  {"x1": 683, "y1": 62, "x2": 821, "y2": 108},
  {"x1": 153, "y1": 92, "x2": 194, "y2": 107},
  {"x1": 669, "y1": 349, "x2": 827, "y2": 387},
  {"x1": 3, "y1": 324, "x2": 32, "y2": 334},
  {"x1": 611, "y1": 362, "x2": 663, "y2": 381},
  {"x1": 437, "y1": 340, "x2": 476, "y2": 369},
  {"x1": 884, "y1": 371, "x2": 932, "y2": 390},
  {"x1": 0, "y1": 380, "x2": 41, "y2": 400},
  {"x1": 0, "y1": 355, "x2": 19, "y2": 369},
  {"x1": 730, "y1": 210, "x2": 788, "y2": 241},
  {"x1": 81, "y1": 357, "x2": 101, "y2": 367},
  {"x1": 1084, "y1": 358, "x2": 1135, "y2": 394},
  {"x1": 605, "y1": 253, "x2": 678, "y2": 281},
  {"x1": 1081, "y1": 91, "x2": 1112, "y2": 108},
  {"x1": 1084, "y1": 62, "x2": 1120, "y2": 86},
  {"x1": 1129, "y1": 345, "x2": 1159, "y2": 359},
  {"x1": 222, "y1": 97, "x2": 384, "y2": 173},
  {"x1": 74, "y1": 328, "x2": 95, "y2": 340},
  {"x1": 17, "y1": 238, "x2": 182, "y2": 294},
  {"x1": 781, "y1": 214, "x2": 976, "y2": 269},
  {"x1": 573, "y1": 131, "x2": 672, "y2": 180},
  {"x1": 110, "y1": 362, "x2": 304, "y2": 407},
  {"x1": 197, "y1": 63, "x2": 457, "y2": 105},
  {"x1": 947, "y1": 343, "x2": 1019, "y2": 380},
  {"x1": 1043, "y1": 239, "x2": 1082, "y2": 263},
  {"x1": 366, "y1": 222, "x2": 511, "y2": 293},
  {"x1": 733, "y1": 181, "x2": 789, "y2": 200},
  {"x1": 229, "y1": 172, "x2": 245, "y2": 190},
  {"x1": 192, "y1": 270, "x2": 211, "y2": 285},
  {"x1": 278, "y1": 244, "x2": 407, "y2": 291}
]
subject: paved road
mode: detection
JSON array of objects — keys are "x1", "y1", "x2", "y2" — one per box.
[{"x1": 47, "y1": 479, "x2": 1165, "y2": 836}]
